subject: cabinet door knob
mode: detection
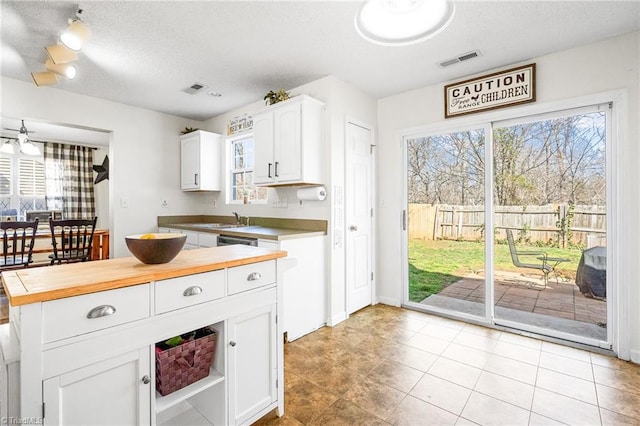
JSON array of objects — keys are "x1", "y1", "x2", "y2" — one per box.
[
  {"x1": 229, "y1": 341, "x2": 237, "y2": 347},
  {"x1": 87, "y1": 305, "x2": 116, "y2": 319},
  {"x1": 349, "y1": 225, "x2": 358, "y2": 232},
  {"x1": 141, "y1": 375, "x2": 150, "y2": 384},
  {"x1": 247, "y1": 272, "x2": 262, "y2": 281},
  {"x1": 183, "y1": 286, "x2": 203, "y2": 297}
]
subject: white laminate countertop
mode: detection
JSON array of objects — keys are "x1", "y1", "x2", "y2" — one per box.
[{"x1": 166, "y1": 223, "x2": 326, "y2": 241}]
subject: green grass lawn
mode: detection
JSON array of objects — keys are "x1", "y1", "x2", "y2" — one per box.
[{"x1": 409, "y1": 239, "x2": 583, "y2": 302}]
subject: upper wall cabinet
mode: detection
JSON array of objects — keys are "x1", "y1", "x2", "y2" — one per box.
[
  {"x1": 181, "y1": 130, "x2": 221, "y2": 191},
  {"x1": 253, "y1": 95, "x2": 325, "y2": 186}
]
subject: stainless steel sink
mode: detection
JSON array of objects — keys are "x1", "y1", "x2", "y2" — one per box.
[{"x1": 186, "y1": 223, "x2": 246, "y2": 229}]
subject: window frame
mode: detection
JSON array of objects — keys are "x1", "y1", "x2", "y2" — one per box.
[
  {"x1": 0, "y1": 147, "x2": 46, "y2": 218},
  {"x1": 226, "y1": 133, "x2": 268, "y2": 205}
]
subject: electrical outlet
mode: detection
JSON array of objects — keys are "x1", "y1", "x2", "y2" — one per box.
[
  {"x1": 120, "y1": 197, "x2": 129, "y2": 208},
  {"x1": 161, "y1": 199, "x2": 168, "y2": 208},
  {"x1": 212, "y1": 199, "x2": 217, "y2": 207}
]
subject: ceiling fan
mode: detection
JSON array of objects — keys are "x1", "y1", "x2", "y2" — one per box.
[{"x1": 1, "y1": 120, "x2": 41, "y2": 155}]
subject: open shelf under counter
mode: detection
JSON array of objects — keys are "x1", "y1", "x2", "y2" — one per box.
[{"x1": 155, "y1": 368, "x2": 225, "y2": 414}]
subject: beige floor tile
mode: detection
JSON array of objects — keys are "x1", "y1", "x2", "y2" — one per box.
[
  {"x1": 369, "y1": 360, "x2": 424, "y2": 393},
  {"x1": 386, "y1": 395, "x2": 458, "y2": 426},
  {"x1": 538, "y1": 351, "x2": 594, "y2": 381},
  {"x1": 442, "y1": 342, "x2": 492, "y2": 369},
  {"x1": 596, "y1": 383, "x2": 640, "y2": 421},
  {"x1": 541, "y1": 341, "x2": 592, "y2": 362},
  {"x1": 590, "y1": 352, "x2": 629, "y2": 369},
  {"x1": 536, "y1": 368, "x2": 597, "y2": 405},
  {"x1": 393, "y1": 316, "x2": 430, "y2": 332},
  {"x1": 453, "y1": 330, "x2": 499, "y2": 352},
  {"x1": 492, "y1": 340, "x2": 540, "y2": 366},
  {"x1": 302, "y1": 362, "x2": 365, "y2": 395},
  {"x1": 483, "y1": 353, "x2": 539, "y2": 385},
  {"x1": 426, "y1": 315, "x2": 467, "y2": 331},
  {"x1": 283, "y1": 381, "x2": 339, "y2": 424},
  {"x1": 342, "y1": 375, "x2": 406, "y2": 420},
  {"x1": 455, "y1": 417, "x2": 481, "y2": 425},
  {"x1": 461, "y1": 391, "x2": 531, "y2": 426},
  {"x1": 600, "y1": 407, "x2": 640, "y2": 426},
  {"x1": 593, "y1": 363, "x2": 640, "y2": 393},
  {"x1": 386, "y1": 343, "x2": 439, "y2": 372},
  {"x1": 474, "y1": 371, "x2": 535, "y2": 409},
  {"x1": 428, "y1": 357, "x2": 482, "y2": 389},
  {"x1": 527, "y1": 412, "x2": 566, "y2": 425},
  {"x1": 255, "y1": 413, "x2": 305, "y2": 426},
  {"x1": 306, "y1": 399, "x2": 390, "y2": 426},
  {"x1": 410, "y1": 373, "x2": 472, "y2": 415},
  {"x1": 417, "y1": 323, "x2": 462, "y2": 341},
  {"x1": 461, "y1": 322, "x2": 503, "y2": 339},
  {"x1": 405, "y1": 332, "x2": 451, "y2": 355},
  {"x1": 497, "y1": 331, "x2": 543, "y2": 350},
  {"x1": 370, "y1": 326, "x2": 416, "y2": 344},
  {"x1": 531, "y1": 388, "x2": 600, "y2": 425},
  {"x1": 337, "y1": 346, "x2": 385, "y2": 375}
]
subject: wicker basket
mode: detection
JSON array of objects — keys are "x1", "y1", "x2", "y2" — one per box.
[{"x1": 155, "y1": 327, "x2": 217, "y2": 396}]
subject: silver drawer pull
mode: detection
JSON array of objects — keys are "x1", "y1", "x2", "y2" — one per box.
[
  {"x1": 87, "y1": 305, "x2": 116, "y2": 319},
  {"x1": 247, "y1": 272, "x2": 262, "y2": 281},
  {"x1": 183, "y1": 286, "x2": 203, "y2": 297}
]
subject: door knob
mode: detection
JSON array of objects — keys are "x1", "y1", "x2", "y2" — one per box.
[
  {"x1": 141, "y1": 375, "x2": 150, "y2": 385},
  {"x1": 349, "y1": 225, "x2": 358, "y2": 231},
  {"x1": 229, "y1": 341, "x2": 237, "y2": 347}
]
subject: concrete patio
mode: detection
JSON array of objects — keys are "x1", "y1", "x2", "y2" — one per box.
[{"x1": 420, "y1": 270, "x2": 607, "y2": 341}]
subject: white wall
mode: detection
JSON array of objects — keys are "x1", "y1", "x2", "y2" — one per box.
[
  {"x1": 204, "y1": 75, "x2": 377, "y2": 326},
  {"x1": 376, "y1": 32, "x2": 640, "y2": 361},
  {"x1": 1, "y1": 77, "x2": 203, "y2": 257}
]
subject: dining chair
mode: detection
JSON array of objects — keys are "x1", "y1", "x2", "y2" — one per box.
[
  {"x1": 0, "y1": 218, "x2": 40, "y2": 271},
  {"x1": 49, "y1": 217, "x2": 97, "y2": 265}
]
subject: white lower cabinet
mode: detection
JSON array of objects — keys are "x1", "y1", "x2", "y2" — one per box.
[
  {"x1": 43, "y1": 348, "x2": 151, "y2": 425},
  {"x1": 228, "y1": 303, "x2": 277, "y2": 426},
  {"x1": 258, "y1": 237, "x2": 325, "y2": 341},
  {"x1": 17, "y1": 260, "x2": 282, "y2": 426}
]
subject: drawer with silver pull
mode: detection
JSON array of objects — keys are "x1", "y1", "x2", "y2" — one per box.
[
  {"x1": 42, "y1": 284, "x2": 150, "y2": 343},
  {"x1": 227, "y1": 260, "x2": 276, "y2": 295},
  {"x1": 155, "y1": 269, "x2": 225, "y2": 314}
]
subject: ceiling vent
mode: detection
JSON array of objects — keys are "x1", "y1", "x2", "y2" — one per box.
[
  {"x1": 182, "y1": 82, "x2": 209, "y2": 95},
  {"x1": 439, "y1": 50, "x2": 481, "y2": 68}
]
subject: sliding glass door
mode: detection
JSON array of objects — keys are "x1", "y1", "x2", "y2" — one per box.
[
  {"x1": 404, "y1": 104, "x2": 611, "y2": 347},
  {"x1": 405, "y1": 126, "x2": 488, "y2": 321}
]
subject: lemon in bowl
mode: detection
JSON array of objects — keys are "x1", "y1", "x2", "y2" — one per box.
[{"x1": 125, "y1": 233, "x2": 186, "y2": 264}]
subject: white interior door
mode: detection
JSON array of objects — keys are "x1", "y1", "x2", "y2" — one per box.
[{"x1": 345, "y1": 120, "x2": 374, "y2": 314}]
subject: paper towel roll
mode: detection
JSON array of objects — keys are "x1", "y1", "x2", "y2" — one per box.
[{"x1": 296, "y1": 186, "x2": 327, "y2": 201}]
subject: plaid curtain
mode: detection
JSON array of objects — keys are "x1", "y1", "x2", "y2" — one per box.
[{"x1": 44, "y1": 143, "x2": 95, "y2": 219}]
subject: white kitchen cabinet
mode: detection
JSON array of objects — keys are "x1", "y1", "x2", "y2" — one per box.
[
  {"x1": 5, "y1": 252, "x2": 285, "y2": 426},
  {"x1": 228, "y1": 303, "x2": 277, "y2": 425},
  {"x1": 258, "y1": 237, "x2": 325, "y2": 341},
  {"x1": 43, "y1": 347, "x2": 151, "y2": 425},
  {"x1": 181, "y1": 130, "x2": 221, "y2": 191},
  {"x1": 253, "y1": 95, "x2": 324, "y2": 186},
  {"x1": 158, "y1": 227, "x2": 200, "y2": 250}
]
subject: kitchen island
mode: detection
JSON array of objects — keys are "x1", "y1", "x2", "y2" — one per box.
[{"x1": 1, "y1": 245, "x2": 287, "y2": 425}]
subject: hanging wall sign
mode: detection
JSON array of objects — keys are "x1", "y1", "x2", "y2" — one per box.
[
  {"x1": 444, "y1": 63, "x2": 536, "y2": 118},
  {"x1": 227, "y1": 114, "x2": 253, "y2": 136}
]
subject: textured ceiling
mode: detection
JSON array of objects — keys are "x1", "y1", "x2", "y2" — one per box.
[{"x1": 1, "y1": 0, "x2": 639, "y2": 131}]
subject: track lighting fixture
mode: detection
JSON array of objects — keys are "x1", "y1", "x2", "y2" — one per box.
[
  {"x1": 31, "y1": 71, "x2": 59, "y2": 87},
  {"x1": 31, "y1": 6, "x2": 88, "y2": 87},
  {"x1": 60, "y1": 17, "x2": 90, "y2": 51},
  {"x1": 45, "y1": 44, "x2": 78, "y2": 64},
  {"x1": 45, "y1": 59, "x2": 77, "y2": 79}
]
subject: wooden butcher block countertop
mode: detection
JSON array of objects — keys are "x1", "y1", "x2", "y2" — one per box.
[{"x1": 1, "y1": 245, "x2": 287, "y2": 307}]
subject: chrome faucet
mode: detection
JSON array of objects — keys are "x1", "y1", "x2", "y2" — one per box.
[{"x1": 232, "y1": 211, "x2": 240, "y2": 224}]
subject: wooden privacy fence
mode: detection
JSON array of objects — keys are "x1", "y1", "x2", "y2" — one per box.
[{"x1": 409, "y1": 204, "x2": 606, "y2": 247}]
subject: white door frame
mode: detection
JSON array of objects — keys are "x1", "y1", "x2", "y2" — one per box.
[
  {"x1": 399, "y1": 90, "x2": 627, "y2": 356},
  {"x1": 345, "y1": 117, "x2": 376, "y2": 314}
]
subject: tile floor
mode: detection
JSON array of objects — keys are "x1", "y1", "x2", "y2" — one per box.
[{"x1": 255, "y1": 304, "x2": 640, "y2": 426}]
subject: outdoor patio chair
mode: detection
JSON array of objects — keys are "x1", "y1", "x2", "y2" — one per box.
[{"x1": 505, "y1": 229, "x2": 569, "y2": 289}]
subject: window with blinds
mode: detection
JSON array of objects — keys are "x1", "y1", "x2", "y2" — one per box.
[
  {"x1": 0, "y1": 157, "x2": 11, "y2": 196},
  {"x1": 19, "y1": 158, "x2": 45, "y2": 196}
]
